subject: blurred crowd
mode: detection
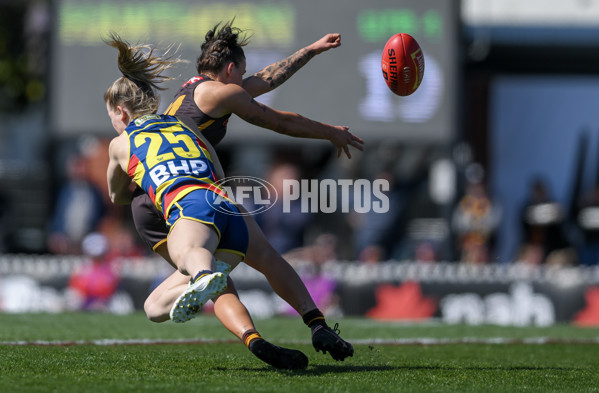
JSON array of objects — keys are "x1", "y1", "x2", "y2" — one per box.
[
  {"x1": 30, "y1": 137, "x2": 599, "y2": 271},
  {"x1": 2, "y1": 134, "x2": 586, "y2": 315}
]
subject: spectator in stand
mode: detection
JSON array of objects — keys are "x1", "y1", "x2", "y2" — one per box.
[
  {"x1": 575, "y1": 183, "x2": 599, "y2": 265},
  {"x1": 255, "y1": 161, "x2": 311, "y2": 254},
  {"x1": 67, "y1": 232, "x2": 120, "y2": 310},
  {"x1": 351, "y1": 163, "x2": 421, "y2": 263},
  {"x1": 517, "y1": 177, "x2": 575, "y2": 265},
  {"x1": 282, "y1": 233, "x2": 342, "y2": 317},
  {"x1": 48, "y1": 154, "x2": 106, "y2": 254},
  {"x1": 0, "y1": 189, "x2": 11, "y2": 252},
  {"x1": 452, "y1": 166, "x2": 501, "y2": 264}
]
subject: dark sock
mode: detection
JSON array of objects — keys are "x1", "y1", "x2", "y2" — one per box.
[
  {"x1": 243, "y1": 329, "x2": 308, "y2": 370},
  {"x1": 302, "y1": 309, "x2": 328, "y2": 333}
]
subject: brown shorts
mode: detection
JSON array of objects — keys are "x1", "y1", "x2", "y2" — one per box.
[{"x1": 131, "y1": 187, "x2": 169, "y2": 251}]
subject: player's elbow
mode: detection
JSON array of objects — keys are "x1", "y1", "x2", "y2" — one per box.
[{"x1": 109, "y1": 191, "x2": 131, "y2": 205}]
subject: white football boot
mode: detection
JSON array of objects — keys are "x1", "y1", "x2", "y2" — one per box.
[{"x1": 169, "y1": 270, "x2": 228, "y2": 323}]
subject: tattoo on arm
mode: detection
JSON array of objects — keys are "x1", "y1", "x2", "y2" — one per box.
[{"x1": 254, "y1": 48, "x2": 315, "y2": 89}]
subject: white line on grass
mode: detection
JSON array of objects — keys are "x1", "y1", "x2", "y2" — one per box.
[{"x1": 2, "y1": 337, "x2": 599, "y2": 346}]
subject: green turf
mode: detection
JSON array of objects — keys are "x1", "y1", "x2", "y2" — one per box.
[{"x1": 1, "y1": 313, "x2": 599, "y2": 392}]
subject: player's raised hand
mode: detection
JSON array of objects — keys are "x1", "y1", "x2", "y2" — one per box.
[{"x1": 309, "y1": 34, "x2": 341, "y2": 55}]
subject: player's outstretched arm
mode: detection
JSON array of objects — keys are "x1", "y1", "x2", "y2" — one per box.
[
  {"x1": 218, "y1": 83, "x2": 363, "y2": 158},
  {"x1": 242, "y1": 33, "x2": 341, "y2": 97}
]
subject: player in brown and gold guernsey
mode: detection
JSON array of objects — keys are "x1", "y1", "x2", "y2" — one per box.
[{"x1": 134, "y1": 20, "x2": 361, "y2": 361}]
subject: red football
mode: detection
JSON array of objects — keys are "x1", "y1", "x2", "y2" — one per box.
[{"x1": 381, "y1": 33, "x2": 425, "y2": 96}]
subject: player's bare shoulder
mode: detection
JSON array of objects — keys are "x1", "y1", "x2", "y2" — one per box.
[{"x1": 194, "y1": 80, "x2": 249, "y2": 118}]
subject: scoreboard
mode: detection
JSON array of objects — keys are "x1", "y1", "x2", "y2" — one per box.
[{"x1": 50, "y1": 0, "x2": 458, "y2": 143}]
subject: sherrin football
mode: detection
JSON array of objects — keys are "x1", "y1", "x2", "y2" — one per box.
[{"x1": 381, "y1": 33, "x2": 424, "y2": 96}]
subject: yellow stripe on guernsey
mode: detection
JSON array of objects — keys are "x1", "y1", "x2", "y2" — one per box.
[{"x1": 198, "y1": 119, "x2": 215, "y2": 130}]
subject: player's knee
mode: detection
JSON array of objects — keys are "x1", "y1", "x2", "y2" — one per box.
[
  {"x1": 143, "y1": 298, "x2": 157, "y2": 321},
  {"x1": 144, "y1": 298, "x2": 169, "y2": 323}
]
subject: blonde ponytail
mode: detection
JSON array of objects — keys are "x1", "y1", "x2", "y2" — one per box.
[{"x1": 104, "y1": 33, "x2": 183, "y2": 117}]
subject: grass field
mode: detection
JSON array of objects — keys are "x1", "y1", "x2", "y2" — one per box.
[{"x1": 1, "y1": 313, "x2": 599, "y2": 393}]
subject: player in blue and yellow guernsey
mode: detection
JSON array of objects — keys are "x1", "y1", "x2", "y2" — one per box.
[
  {"x1": 104, "y1": 33, "x2": 310, "y2": 370},
  {"x1": 124, "y1": 114, "x2": 245, "y2": 247}
]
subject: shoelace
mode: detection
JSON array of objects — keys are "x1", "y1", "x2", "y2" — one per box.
[{"x1": 333, "y1": 322, "x2": 340, "y2": 335}]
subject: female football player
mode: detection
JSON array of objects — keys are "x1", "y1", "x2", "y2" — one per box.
[{"x1": 104, "y1": 33, "x2": 311, "y2": 369}]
